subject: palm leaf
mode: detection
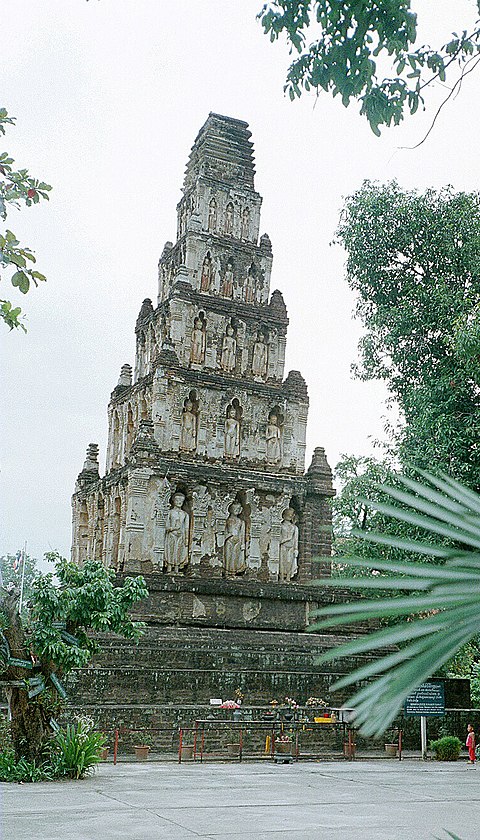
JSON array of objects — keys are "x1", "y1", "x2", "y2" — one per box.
[{"x1": 310, "y1": 470, "x2": 480, "y2": 737}]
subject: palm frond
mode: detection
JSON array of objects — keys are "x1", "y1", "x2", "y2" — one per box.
[{"x1": 310, "y1": 470, "x2": 480, "y2": 737}]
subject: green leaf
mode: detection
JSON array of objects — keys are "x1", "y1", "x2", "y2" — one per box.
[
  {"x1": 11, "y1": 271, "x2": 29, "y2": 294},
  {"x1": 313, "y1": 470, "x2": 480, "y2": 736}
]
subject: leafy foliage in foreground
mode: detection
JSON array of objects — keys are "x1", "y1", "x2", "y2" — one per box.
[
  {"x1": 0, "y1": 714, "x2": 106, "y2": 782},
  {"x1": 0, "y1": 109, "x2": 51, "y2": 330},
  {"x1": 310, "y1": 470, "x2": 480, "y2": 737},
  {"x1": 50, "y1": 719, "x2": 105, "y2": 779},
  {"x1": 0, "y1": 748, "x2": 54, "y2": 782},
  {"x1": 1, "y1": 556, "x2": 148, "y2": 762},
  {"x1": 258, "y1": 1, "x2": 480, "y2": 135}
]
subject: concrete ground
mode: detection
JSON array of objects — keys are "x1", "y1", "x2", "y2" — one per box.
[{"x1": 1, "y1": 759, "x2": 479, "y2": 840}]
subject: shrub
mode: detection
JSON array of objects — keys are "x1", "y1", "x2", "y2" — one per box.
[
  {"x1": 429, "y1": 736, "x2": 462, "y2": 761},
  {"x1": 51, "y1": 720, "x2": 105, "y2": 779},
  {"x1": 0, "y1": 749, "x2": 53, "y2": 782}
]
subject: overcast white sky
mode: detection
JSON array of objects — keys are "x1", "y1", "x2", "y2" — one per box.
[{"x1": 1, "y1": 0, "x2": 479, "y2": 563}]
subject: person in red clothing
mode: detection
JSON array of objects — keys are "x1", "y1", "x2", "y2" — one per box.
[{"x1": 466, "y1": 723, "x2": 476, "y2": 765}]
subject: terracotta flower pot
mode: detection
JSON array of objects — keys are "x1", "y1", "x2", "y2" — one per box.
[{"x1": 134, "y1": 745, "x2": 150, "y2": 760}]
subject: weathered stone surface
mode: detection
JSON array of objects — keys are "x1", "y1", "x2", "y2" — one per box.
[
  {"x1": 67, "y1": 116, "x2": 348, "y2": 742},
  {"x1": 71, "y1": 113, "x2": 333, "y2": 584}
]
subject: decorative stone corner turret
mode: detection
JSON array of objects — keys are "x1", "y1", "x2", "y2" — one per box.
[
  {"x1": 269, "y1": 289, "x2": 288, "y2": 318},
  {"x1": 129, "y1": 420, "x2": 161, "y2": 467},
  {"x1": 118, "y1": 364, "x2": 132, "y2": 388},
  {"x1": 136, "y1": 298, "x2": 154, "y2": 331},
  {"x1": 74, "y1": 443, "x2": 100, "y2": 495},
  {"x1": 283, "y1": 370, "x2": 308, "y2": 400},
  {"x1": 306, "y1": 447, "x2": 334, "y2": 494}
]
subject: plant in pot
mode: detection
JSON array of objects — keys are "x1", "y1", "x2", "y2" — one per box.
[
  {"x1": 134, "y1": 732, "x2": 154, "y2": 760},
  {"x1": 180, "y1": 743, "x2": 194, "y2": 761},
  {"x1": 384, "y1": 730, "x2": 398, "y2": 757},
  {"x1": 275, "y1": 732, "x2": 293, "y2": 755},
  {"x1": 430, "y1": 736, "x2": 462, "y2": 761},
  {"x1": 262, "y1": 700, "x2": 278, "y2": 721},
  {"x1": 282, "y1": 697, "x2": 299, "y2": 721}
]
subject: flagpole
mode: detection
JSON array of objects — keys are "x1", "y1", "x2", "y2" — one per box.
[{"x1": 18, "y1": 542, "x2": 27, "y2": 614}]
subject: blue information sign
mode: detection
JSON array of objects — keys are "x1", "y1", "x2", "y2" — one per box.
[{"x1": 404, "y1": 681, "x2": 445, "y2": 717}]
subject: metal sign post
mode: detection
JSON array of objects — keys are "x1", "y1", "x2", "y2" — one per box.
[{"x1": 420, "y1": 715, "x2": 427, "y2": 761}]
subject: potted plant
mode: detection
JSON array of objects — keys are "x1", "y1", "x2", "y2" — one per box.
[
  {"x1": 274, "y1": 732, "x2": 294, "y2": 763},
  {"x1": 180, "y1": 744, "x2": 194, "y2": 761},
  {"x1": 262, "y1": 700, "x2": 278, "y2": 721},
  {"x1": 220, "y1": 699, "x2": 240, "y2": 718},
  {"x1": 384, "y1": 730, "x2": 398, "y2": 756},
  {"x1": 275, "y1": 732, "x2": 293, "y2": 755},
  {"x1": 134, "y1": 732, "x2": 153, "y2": 760},
  {"x1": 282, "y1": 697, "x2": 299, "y2": 721}
]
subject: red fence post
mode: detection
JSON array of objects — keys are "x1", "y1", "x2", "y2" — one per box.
[{"x1": 113, "y1": 729, "x2": 118, "y2": 765}]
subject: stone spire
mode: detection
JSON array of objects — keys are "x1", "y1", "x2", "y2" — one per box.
[{"x1": 183, "y1": 113, "x2": 256, "y2": 191}]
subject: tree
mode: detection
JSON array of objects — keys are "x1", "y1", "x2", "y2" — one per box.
[
  {"x1": 335, "y1": 181, "x2": 480, "y2": 490},
  {"x1": 0, "y1": 555, "x2": 148, "y2": 761},
  {"x1": 258, "y1": 1, "x2": 480, "y2": 135},
  {"x1": 311, "y1": 470, "x2": 480, "y2": 736},
  {"x1": 0, "y1": 552, "x2": 38, "y2": 609},
  {"x1": 0, "y1": 109, "x2": 51, "y2": 330}
]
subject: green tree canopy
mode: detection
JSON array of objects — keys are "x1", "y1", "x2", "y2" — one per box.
[
  {"x1": 0, "y1": 555, "x2": 148, "y2": 761},
  {"x1": 335, "y1": 181, "x2": 480, "y2": 489},
  {"x1": 258, "y1": 1, "x2": 480, "y2": 134},
  {"x1": 0, "y1": 552, "x2": 38, "y2": 609},
  {"x1": 0, "y1": 109, "x2": 51, "y2": 330}
]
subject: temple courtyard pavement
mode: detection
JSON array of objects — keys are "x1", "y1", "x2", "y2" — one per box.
[{"x1": 2, "y1": 759, "x2": 479, "y2": 840}]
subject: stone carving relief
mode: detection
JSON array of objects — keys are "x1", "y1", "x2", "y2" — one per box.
[
  {"x1": 278, "y1": 508, "x2": 299, "y2": 582},
  {"x1": 200, "y1": 253, "x2": 213, "y2": 292},
  {"x1": 220, "y1": 322, "x2": 237, "y2": 372},
  {"x1": 200, "y1": 506, "x2": 217, "y2": 558},
  {"x1": 266, "y1": 408, "x2": 283, "y2": 464},
  {"x1": 244, "y1": 263, "x2": 256, "y2": 303},
  {"x1": 252, "y1": 330, "x2": 268, "y2": 379},
  {"x1": 179, "y1": 392, "x2": 198, "y2": 452},
  {"x1": 224, "y1": 500, "x2": 246, "y2": 577},
  {"x1": 164, "y1": 491, "x2": 190, "y2": 573},
  {"x1": 190, "y1": 314, "x2": 206, "y2": 365},
  {"x1": 242, "y1": 601, "x2": 261, "y2": 622},
  {"x1": 241, "y1": 207, "x2": 250, "y2": 241},
  {"x1": 213, "y1": 256, "x2": 222, "y2": 294},
  {"x1": 208, "y1": 198, "x2": 217, "y2": 232},
  {"x1": 224, "y1": 400, "x2": 241, "y2": 458},
  {"x1": 224, "y1": 202, "x2": 234, "y2": 236},
  {"x1": 220, "y1": 259, "x2": 234, "y2": 298}
]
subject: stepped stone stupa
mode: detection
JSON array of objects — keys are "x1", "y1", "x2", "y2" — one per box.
[
  {"x1": 72, "y1": 113, "x2": 334, "y2": 590},
  {"x1": 69, "y1": 116, "x2": 353, "y2": 736}
]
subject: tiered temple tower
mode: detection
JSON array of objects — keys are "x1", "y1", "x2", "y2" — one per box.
[{"x1": 71, "y1": 113, "x2": 333, "y2": 593}]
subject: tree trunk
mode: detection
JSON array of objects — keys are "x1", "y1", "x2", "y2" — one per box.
[
  {"x1": 2, "y1": 589, "x2": 52, "y2": 762},
  {"x1": 6, "y1": 686, "x2": 51, "y2": 762}
]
